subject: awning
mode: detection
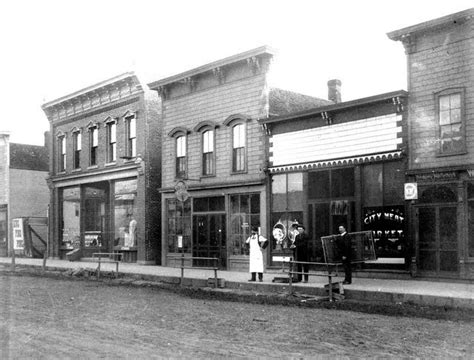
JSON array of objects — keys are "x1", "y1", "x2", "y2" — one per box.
[{"x1": 268, "y1": 150, "x2": 403, "y2": 173}]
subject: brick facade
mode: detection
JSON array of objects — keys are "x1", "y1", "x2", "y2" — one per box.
[{"x1": 43, "y1": 73, "x2": 161, "y2": 264}]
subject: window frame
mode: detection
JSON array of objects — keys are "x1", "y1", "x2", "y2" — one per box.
[
  {"x1": 57, "y1": 134, "x2": 66, "y2": 172},
  {"x1": 232, "y1": 122, "x2": 247, "y2": 173},
  {"x1": 125, "y1": 113, "x2": 137, "y2": 159},
  {"x1": 175, "y1": 134, "x2": 187, "y2": 179},
  {"x1": 72, "y1": 130, "x2": 81, "y2": 170},
  {"x1": 436, "y1": 88, "x2": 466, "y2": 156},
  {"x1": 106, "y1": 119, "x2": 117, "y2": 163},
  {"x1": 89, "y1": 125, "x2": 99, "y2": 167}
]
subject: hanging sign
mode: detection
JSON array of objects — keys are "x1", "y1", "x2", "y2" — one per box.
[{"x1": 404, "y1": 183, "x2": 418, "y2": 200}]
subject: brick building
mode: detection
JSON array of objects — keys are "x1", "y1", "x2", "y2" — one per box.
[
  {"x1": 388, "y1": 8, "x2": 474, "y2": 279},
  {"x1": 259, "y1": 88, "x2": 409, "y2": 271},
  {"x1": 42, "y1": 73, "x2": 161, "y2": 264},
  {"x1": 0, "y1": 132, "x2": 49, "y2": 256},
  {"x1": 148, "y1": 46, "x2": 330, "y2": 270}
]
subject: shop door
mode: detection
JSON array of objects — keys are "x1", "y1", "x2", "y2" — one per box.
[
  {"x1": 193, "y1": 214, "x2": 226, "y2": 269},
  {"x1": 83, "y1": 183, "x2": 109, "y2": 256},
  {"x1": 417, "y1": 206, "x2": 458, "y2": 276}
]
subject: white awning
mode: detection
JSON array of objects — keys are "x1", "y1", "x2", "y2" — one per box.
[{"x1": 268, "y1": 150, "x2": 403, "y2": 173}]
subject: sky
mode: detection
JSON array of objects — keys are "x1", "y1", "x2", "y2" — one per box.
[{"x1": 1, "y1": 0, "x2": 473, "y2": 145}]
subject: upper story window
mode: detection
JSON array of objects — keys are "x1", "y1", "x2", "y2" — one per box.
[
  {"x1": 125, "y1": 114, "x2": 137, "y2": 158},
  {"x1": 232, "y1": 123, "x2": 246, "y2": 172},
  {"x1": 72, "y1": 131, "x2": 81, "y2": 169},
  {"x1": 202, "y1": 130, "x2": 215, "y2": 176},
  {"x1": 58, "y1": 135, "x2": 66, "y2": 172},
  {"x1": 176, "y1": 135, "x2": 187, "y2": 179},
  {"x1": 106, "y1": 120, "x2": 117, "y2": 163},
  {"x1": 437, "y1": 89, "x2": 465, "y2": 155},
  {"x1": 89, "y1": 126, "x2": 98, "y2": 166}
]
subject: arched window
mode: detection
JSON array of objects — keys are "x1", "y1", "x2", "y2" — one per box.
[
  {"x1": 72, "y1": 129, "x2": 81, "y2": 169},
  {"x1": 232, "y1": 123, "x2": 246, "y2": 172},
  {"x1": 57, "y1": 133, "x2": 66, "y2": 172},
  {"x1": 176, "y1": 135, "x2": 187, "y2": 179},
  {"x1": 202, "y1": 129, "x2": 215, "y2": 176}
]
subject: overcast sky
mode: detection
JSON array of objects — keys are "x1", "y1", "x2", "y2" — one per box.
[{"x1": 1, "y1": 0, "x2": 473, "y2": 145}]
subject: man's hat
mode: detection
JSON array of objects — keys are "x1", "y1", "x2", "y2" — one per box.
[{"x1": 297, "y1": 224, "x2": 305, "y2": 229}]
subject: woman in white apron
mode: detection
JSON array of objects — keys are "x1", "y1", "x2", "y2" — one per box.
[{"x1": 246, "y1": 226, "x2": 268, "y2": 282}]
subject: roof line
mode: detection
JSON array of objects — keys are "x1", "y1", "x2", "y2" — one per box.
[
  {"x1": 42, "y1": 71, "x2": 137, "y2": 109},
  {"x1": 148, "y1": 45, "x2": 276, "y2": 89},
  {"x1": 260, "y1": 90, "x2": 407, "y2": 124},
  {"x1": 387, "y1": 8, "x2": 474, "y2": 40}
]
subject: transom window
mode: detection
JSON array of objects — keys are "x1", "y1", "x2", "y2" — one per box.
[
  {"x1": 202, "y1": 130, "x2": 214, "y2": 176},
  {"x1": 438, "y1": 90, "x2": 464, "y2": 155},
  {"x1": 232, "y1": 123, "x2": 246, "y2": 172},
  {"x1": 176, "y1": 135, "x2": 187, "y2": 178}
]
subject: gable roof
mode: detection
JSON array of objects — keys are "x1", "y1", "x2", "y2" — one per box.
[
  {"x1": 10, "y1": 143, "x2": 49, "y2": 171},
  {"x1": 269, "y1": 88, "x2": 332, "y2": 117}
]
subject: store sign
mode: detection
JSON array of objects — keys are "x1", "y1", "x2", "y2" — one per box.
[
  {"x1": 404, "y1": 183, "x2": 418, "y2": 200},
  {"x1": 363, "y1": 206, "x2": 405, "y2": 258},
  {"x1": 12, "y1": 218, "x2": 24, "y2": 250},
  {"x1": 174, "y1": 180, "x2": 189, "y2": 202}
]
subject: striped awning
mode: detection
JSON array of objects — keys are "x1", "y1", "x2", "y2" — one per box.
[{"x1": 268, "y1": 150, "x2": 403, "y2": 173}]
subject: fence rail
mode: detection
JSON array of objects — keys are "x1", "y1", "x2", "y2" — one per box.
[{"x1": 170, "y1": 254, "x2": 220, "y2": 288}]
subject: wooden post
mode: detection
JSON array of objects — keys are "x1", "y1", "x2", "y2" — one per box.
[
  {"x1": 288, "y1": 261, "x2": 293, "y2": 295},
  {"x1": 180, "y1": 252, "x2": 184, "y2": 286}
]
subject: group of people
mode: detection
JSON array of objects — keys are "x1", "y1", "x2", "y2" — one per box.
[{"x1": 246, "y1": 224, "x2": 352, "y2": 284}]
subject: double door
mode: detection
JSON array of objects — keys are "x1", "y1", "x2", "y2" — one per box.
[
  {"x1": 193, "y1": 214, "x2": 226, "y2": 269},
  {"x1": 417, "y1": 205, "x2": 458, "y2": 275}
]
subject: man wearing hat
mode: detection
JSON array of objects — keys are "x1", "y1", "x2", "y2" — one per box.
[
  {"x1": 295, "y1": 224, "x2": 309, "y2": 282},
  {"x1": 246, "y1": 226, "x2": 267, "y2": 282}
]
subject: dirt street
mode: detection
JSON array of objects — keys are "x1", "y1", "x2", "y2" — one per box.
[{"x1": 0, "y1": 274, "x2": 472, "y2": 359}]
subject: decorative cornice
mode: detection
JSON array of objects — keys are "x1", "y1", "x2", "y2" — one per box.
[
  {"x1": 321, "y1": 111, "x2": 332, "y2": 125},
  {"x1": 400, "y1": 34, "x2": 416, "y2": 54},
  {"x1": 42, "y1": 72, "x2": 143, "y2": 122},
  {"x1": 392, "y1": 96, "x2": 404, "y2": 113},
  {"x1": 269, "y1": 151, "x2": 403, "y2": 174},
  {"x1": 246, "y1": 56, "x2": 260, "y2": 74},
  {"x1": 212, "y1": 67, "x2": 225, "y2": 84}
]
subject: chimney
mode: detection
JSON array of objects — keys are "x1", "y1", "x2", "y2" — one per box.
[{"x1": 328, "y1": 79, "x2": 342, "y2": 103}]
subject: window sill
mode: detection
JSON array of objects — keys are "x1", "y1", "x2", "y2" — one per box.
[
  {"x1": 87, "y1": 165, "x2": 99, "y2": 170},
  {"x1": 231, "y1": 170, "x2": 248, "y2": 175},
  {"x1": 436, "y1": 151, "x2": 467, "y2": 158},
  {"x1": 105, "y1": 162, "x2": 117, "y2": 167},
  {"x1": 201, "y1": 174, "x2": 215, "y2": 179},
  {"x1": 71, "y1": 168, "x2": 81, "y2": 172}
]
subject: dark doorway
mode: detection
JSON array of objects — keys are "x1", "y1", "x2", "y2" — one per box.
[
  {"x1": 82, "y1": 182, "x2": 109, "y2": 256},
  {"x1": 192, "y1": 214, "x2": 226, "y2": 269}
]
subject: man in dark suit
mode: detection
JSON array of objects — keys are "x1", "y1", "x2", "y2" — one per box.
[
  {"x1": 338, "y1": 225, "x2": 352, "y2": 284},
  {"x1": 295, "y1": 224, "x2": 309, "y2": 283}
]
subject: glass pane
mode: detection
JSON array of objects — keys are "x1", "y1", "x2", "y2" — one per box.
[
  {"x1": 419, "y1": 208, "x2": 436, "y2": 249},
  {"x1": 288, "y1": 173, "x2": 303, "y2": 211},
  {"x1": 308, "y1": 171, "x2": 329, "y2": 199},
  {"x1": 61, "y1": 187, "x2": 81, "y2": 248},
  {"x1": 439, "y1": 110, "x2": 451, "y2": 125},
  {"x1": 209, "y1": 196, "x2": 225, "y2": 211},
  {"x1": 362, "y1": 164, "x2": 383, "y2": 207},
  {"x1": 110, "y1": 123, "x2": 116, "y2": 143},
  {"x1": 193, "y1": 197, "x2": 208, "y2": 212},
  {"x1": 451, "y1": 108, "x2": 461, "y2": 123},
  {"x1": 419, "y1": 250, "x2": 436, "y2": 271},
  {"x1": 450, "y1": 93, "x2": 461, "y2": 109},
  {"x1": 250, "y1": 194, "x2": 260, "y2": 214},
  {"x1": 233, "y1": 124, "x2": 245, "y2": 148},
  {"x1": 439, "y1": 95, "x2": 450, "y2": 111},
  {"x1": 240, "y1": 195, "x2": 249, "y2": 214},
  {"x1": 177, "y1": 136, "x2": 186, "y2": 157},
  {"x1": 203, "y1": 130, "x2": 214, "y2": 152},
  {"x1": 230, "y1": 195, "x2": 239, "y2": 214},
  {"x1": 92, "y1": 128, "x2": 98, "y2": 146},
  {"x1": 439, "y1": 207, "x2": 457, "y2": 249},
  {"x1": 383, "y1": 161, "x2": 405, "y2": 205},
  {"x1": 129, "y1": 117, "x2": 136, "y2": 138},
  {"x1": 332, "y1": 168, "x2": 354, "y2": 197}
]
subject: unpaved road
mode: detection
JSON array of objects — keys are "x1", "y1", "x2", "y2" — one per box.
[{"x1": 0, "y1": 274, "x2": 472, "y2": 359}]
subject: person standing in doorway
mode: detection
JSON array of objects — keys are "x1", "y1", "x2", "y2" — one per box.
[
  {"x1": 246, "y1": 226, "x2": 267, "y2": 282},
  {"x1": 295, "y1": 224, "x2": 309, "y2": 283},
  {"x1": 338, "y1": 225, "x2": 352, "y2": 284}
]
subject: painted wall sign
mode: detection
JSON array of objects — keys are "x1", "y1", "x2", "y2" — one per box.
[{"x1": 12, "y1": 218, "x2": 24, "y2": 250}]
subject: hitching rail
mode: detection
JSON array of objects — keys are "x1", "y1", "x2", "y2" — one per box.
[
  {"x1": 93, "y1": 252, "x2": 122, "y2": 279},
  {"x1": 170, "y1": 254, "x2": 219, "y2": 288}
]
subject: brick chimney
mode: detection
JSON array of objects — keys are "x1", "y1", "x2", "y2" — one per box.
[{"x1": 328, "y1": 79, "x2": 342, "y2": 103}]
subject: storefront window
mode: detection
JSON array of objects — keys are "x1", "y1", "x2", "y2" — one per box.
[
  {"x1": 114, "y1": 179, "x2": 137, "y2": 248},
  {"x1": 167, "y1": 198, "x2": 191, "y2": 253},
  {"x1": 60, "y1": 187, "x2": 80, "y2": 249},
  {"x1": 84, "y1": 185, "x2": 107, "y2": 248},
  {"x1": 271, "y1": 173, "x2": 303, "y2": 251},
  {"x1": 230, "y1": 193, "x2": 260, "y2": 255}
]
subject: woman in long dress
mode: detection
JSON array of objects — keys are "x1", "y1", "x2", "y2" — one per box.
[{"x1": 246, "y1": 226, "x2": 267, "y2": 282}]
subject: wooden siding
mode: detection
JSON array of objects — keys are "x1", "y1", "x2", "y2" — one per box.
[{"x1": 269, "y1": 114, "x2": 402, "y2": 166}]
